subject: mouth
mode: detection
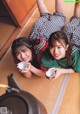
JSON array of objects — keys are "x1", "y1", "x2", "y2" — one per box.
[
  {"x1": 22, "y1": 56, "x2": 29, "y2": 61},
  {"x1": 54, "y1": 55, "x2": 61, "y2": 59},
  {"x1": 22, "y1": 58, "x2": 27, "y2": 61},
  {"x1": 55, "y1": 55, "x2": 59, "y2": 57}
]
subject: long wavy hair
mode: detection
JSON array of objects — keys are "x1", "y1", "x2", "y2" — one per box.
[{"x1": 11, "y1": 37, "x2": 40, "y2": 68}]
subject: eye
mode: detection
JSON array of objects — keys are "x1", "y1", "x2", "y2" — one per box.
[
  {"x1": 16, "y1": 52, "x2": 19, "y2": 56},
  {"x1": 50, "y1": 45, "x2": 54, "y2": 49},
  {"x1": 58, "y1": 46, "x2": 61, "y2": 49},
  {"x1": 16, "y1": 53, "x2": 19, "y2": 58},
  {"x1": 21, "y1": 49, "x2": 27, "y2": 52}
]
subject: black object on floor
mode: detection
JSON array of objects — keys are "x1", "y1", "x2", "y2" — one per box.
[{"x1": 0, "y1": 74, "x2": 45, "y2": 114}]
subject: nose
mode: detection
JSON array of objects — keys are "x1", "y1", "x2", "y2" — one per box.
[
  {"x1": 54, "y1": 48, "x2": 59, "y2": 54},
  {"x1": 21, "y1": 52, "x2": 26, "y2": 59}
]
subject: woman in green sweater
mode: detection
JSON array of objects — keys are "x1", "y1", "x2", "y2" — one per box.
[
  {"x1": 41, "y1": 30, "x2": 80, "y2": 79},
  {"x1": 40, "y1": 2, "x2": 80, "y2": 79}
]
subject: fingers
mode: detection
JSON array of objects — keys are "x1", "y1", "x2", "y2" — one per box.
[
  {"x1": 17, "y1": 62, "x2": 31, "y2": 73},
  {"x1": 48, "y1": 67, "x2": 57, "y2": 72}
]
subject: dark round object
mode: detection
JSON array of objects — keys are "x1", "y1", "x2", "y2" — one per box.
[
  {"x1": 0, "y1": 91, "x2": 40, "y2": 114},
  {"x1": 0, "y1": 95, "x2": 28, "y2": 114}
]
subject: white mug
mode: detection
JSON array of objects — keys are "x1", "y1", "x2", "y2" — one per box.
[
  {"x1": 46, "y1": 69, "x2": 55, "y2": 79},
  {"x1": 18, "y1": 61, "x2": 27, "y2": 70}
]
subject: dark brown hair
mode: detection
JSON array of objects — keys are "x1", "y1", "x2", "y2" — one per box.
[
  {"x1": 48, "y1": 31, "x2": 72, "y2": 66},
  {"x1": 11, "y1": 37, "x2": 40, "y2": 68}
]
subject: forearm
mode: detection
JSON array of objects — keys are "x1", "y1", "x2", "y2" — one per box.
[
  {"x1": 30, "y1": 65, "x2": 46, "y2": 78},
  {"x1": 22, "y1": 71, "x2": 32, "y2": 78},
  {"x1": 61, "y1": 68, "x2": 75, "y2": 74}
]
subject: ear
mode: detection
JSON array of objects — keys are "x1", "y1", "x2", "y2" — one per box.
[{"x1": 65, "y1": 44, "x2": 69, "y2": 51}]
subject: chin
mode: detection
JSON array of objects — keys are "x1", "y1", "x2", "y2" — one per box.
[
  {"x1": 55, "y1": 58, "x2": 60, "y2": 60},
  {"x1": 54, "y1": 57, "x2": 61, "y2": 60}
]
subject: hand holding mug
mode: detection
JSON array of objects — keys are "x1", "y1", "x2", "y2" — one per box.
[{"x1": 17, "y1": 61, "x2": 31, "y2": 73}]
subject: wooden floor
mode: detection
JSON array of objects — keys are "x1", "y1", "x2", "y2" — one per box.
[
  {"x1": 0, "y1": 0, "x2": 80, "y2": 114},
  {"x1": 0, "y1": 0, "x2": 16, "y2": 51}
]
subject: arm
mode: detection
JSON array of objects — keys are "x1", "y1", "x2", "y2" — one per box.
[
  {"x1": 30, "y1": 65, "x2": 46, "y2": 78},
  {"x1": 48, "y1": 67, "x2": 75, "y2": 79},
  {"x1": 18, "y1": 62, "x2": 46, "y2": 78},
  {"x1": 22, "y1": 71, "x2": 32, "y2": 78},
  {"x1": 36, "y1": 0, "x2": 49, "y2": 14},
  {"x1": 58, "y1": 68, "x2": 75, "y2": 74}
]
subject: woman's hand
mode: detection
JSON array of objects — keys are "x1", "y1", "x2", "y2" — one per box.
[
  {"x1": 48, "y1": 67, "x2": 75, "y2": 80},
  {"x1": 17, "y1": 62, "x2": 32, "y2": 78},
  {"x1": 48, "y1": 67, "x2": 63, "y2": 79},
  {"x1": 17, "y1": 62, "x2": 31, "y2": 73}
]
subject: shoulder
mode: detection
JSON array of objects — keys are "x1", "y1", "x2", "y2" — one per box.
[
  {"x1": 41, "y1": 50, "x2": 52, "y2": 65},
  {"x1": 41, "y1": 50, "x2": 59, "y2": 68},
  {"x1": 41, "y1": 49, "x2": 50, "y2": 60},
  {"x1": 72, "y1": 49, "x2": 80, "y2": 57},
  {"x1": 71, "y1": 49, "x2": 80, "y2": 63},
  {"x1": 71, "y1": 49, "x2": 80, "y2": 72}
]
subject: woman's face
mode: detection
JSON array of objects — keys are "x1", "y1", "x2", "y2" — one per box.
[
  {"x1": 16, "y1": 45, "x2": 32, "y2": 62},
  {"x1": 49, "y1": 40, "x2": 68, "y2": 60}
]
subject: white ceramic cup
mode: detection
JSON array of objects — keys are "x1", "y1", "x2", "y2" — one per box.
[
  {"x1": 18, "y1": 61, "x2": 27, "y2": 70},
  {"x1": 46, "y1": 70, "x2": 55, "y2": 79}
]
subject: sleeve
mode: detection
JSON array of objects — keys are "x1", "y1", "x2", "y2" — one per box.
[
  {"x1": 71, "y1": 50, "x2": 80, "y2": 73},
  {"x1": 40, "y1": 65, "x2": 48, "y2": 71}
]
